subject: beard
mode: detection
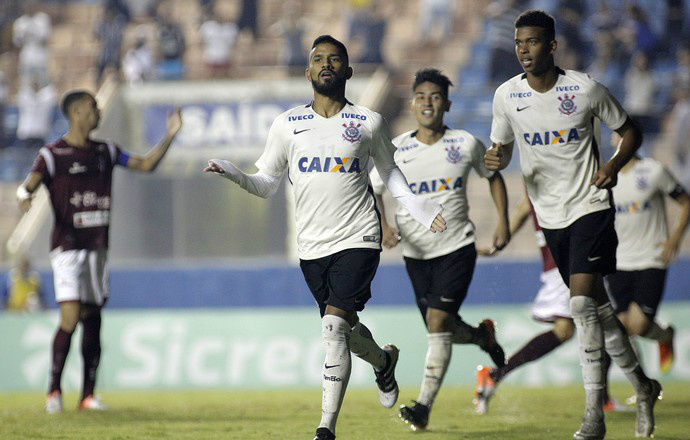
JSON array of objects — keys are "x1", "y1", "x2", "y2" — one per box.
[{"x1": 311, "y1": 75, "x2": 346, "y2": 96}]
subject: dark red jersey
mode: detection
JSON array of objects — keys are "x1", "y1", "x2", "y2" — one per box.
[
  {"x1": 529, "y1": 199, "x2": 557, "y2": 272},
  {"x1": 31, "y1": 138, "x2": 124, "y2": 251}
]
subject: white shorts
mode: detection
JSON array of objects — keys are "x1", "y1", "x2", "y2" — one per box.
[
  {"x1": 531, "y1": 267, "x2": 571, "y2": 322},
  {"x1": 49, "y1": 248, "x2": 109, "y2": 306}
]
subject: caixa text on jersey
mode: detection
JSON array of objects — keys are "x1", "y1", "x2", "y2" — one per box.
[
  {"x1": 522, "y1": 128, "x2": 580, "y2": 146},
  {"x1": 298, "y1": 156, "x2": 362, "y2": 173}
]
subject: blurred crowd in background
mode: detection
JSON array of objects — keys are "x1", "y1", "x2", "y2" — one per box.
[{"x1": 0, "y1": 0, "x2": 687, "y2": 160}]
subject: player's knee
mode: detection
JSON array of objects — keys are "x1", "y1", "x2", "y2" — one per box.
[
  {"x1": 426, "y1": 308, "x2": 453, "y2": 333},
  {"x1": 553, "y1": 319, "x2": 575, "y2": 341},
  {"x1": 60, "y1": 314, "x2": 79, "y2": 331},
  {"x1": 59, "y1": 318, "x2": 79, "y2": 333},
  {"x1": 569, "y1": 295, "x2": 597, "y2": 316},
  {"x1": 351, "y1": 321, "x2": 373, "y2": 340},
  {"x1": 322, "y1": 314, "x2": 351, "y2": 341},
  {"x1": 625, "y1": 318, "x2": 650, "y2": 336},
  {"x1": 80, "y1": 304, "x2": 101, "y2": 320},
  {"x1": 59, "y1": 304, "x2": 81, "y2": 331},
  {"x1": 618, "y1": 303, "x2": 650, "y2": 336}
]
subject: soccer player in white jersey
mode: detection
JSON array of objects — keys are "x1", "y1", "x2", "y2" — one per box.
[
  {"x1": 370, "y1": 68, "x2": 509, "y2": 431},
  {"x1": 484, "y1": 10, "x2": 661, "y2": 439},
  {"x1": 203, "y1": 35, "x2": 446, "y2": 440},
  {"x1": 603, "y1": 143, "x2": 690, "y2": 382}
]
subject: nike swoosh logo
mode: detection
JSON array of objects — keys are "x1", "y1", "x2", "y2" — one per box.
[
  {"x1": 402, "y1": 158, "x2": 415, "y2": 164},
  {"x1": 587, "y1": 256, "x2": 602, "y2": 262},
  {"x1": 584, "y1": 348, "x2": 600, "y2": 353},
  {"x1": 324, "y1": 364, "x2": 340, "y2": 369},
  {"x1": 293, "y1": 128, "x2": 311, "y2": 135},
  {"x1": 440, "y1": 297, "x2": 454, "y2": 303},
  {"x1": 516, "y1": 106, "x2": 531, "y2": 112}
]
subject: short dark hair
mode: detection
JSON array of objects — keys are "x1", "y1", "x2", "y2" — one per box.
[
  {"x1": 311, "y1": 35, "x2": 349, "y2": 63},
  {"x1": 61, "y1": 90, "x2": 93, "y2": 117},
  {"x1": 515, "y1": 10, "x2": 555, "y2": 41},
  {"x1": 413, "y1": 68, "x2": 453, "y2": 99}
]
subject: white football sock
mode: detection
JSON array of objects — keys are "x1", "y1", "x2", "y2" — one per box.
[
  {"x1": 598, "y1": 303, "x2": 649, "y2": 395},
  {"x1": 570, "y1": 296, "x2": 605, "y2": 418},
  {"x1": 319, "y1": 315, "x2": 352, "y2": 434},
  {"x1": 417, "y1": 332, "x2": 452, "y2": 407},
  {"x1": 349, "y1": 321, "x2": 386, "y2": 371}
]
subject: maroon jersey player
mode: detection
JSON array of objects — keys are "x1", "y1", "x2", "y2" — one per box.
[{"x1": 16, "y1": 90, "x2": 182, "y2": 413}]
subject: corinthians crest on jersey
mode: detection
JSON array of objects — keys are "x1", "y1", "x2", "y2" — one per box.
[
  {"x1": 558, "y1": 93, "x2": 577, "y2": 115},
  {"x1": 445, "y1": 145, "x2": 462, "y2": 163},
  {"x1": 342, "y1": 121, "x2": 362, "y2": 143}
]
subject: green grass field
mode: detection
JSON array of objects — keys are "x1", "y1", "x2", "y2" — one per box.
[{"x1": 1, "y1": 383, "x2": 688, "y2": 439}]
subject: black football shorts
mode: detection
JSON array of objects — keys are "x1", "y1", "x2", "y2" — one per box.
[
  {"x1": 542, "y1": 208, "x2": 618, "y2": 286},
  {"x1": 606, "y1": 268, "x2": 667, "y2": 318},
  {"x1": 300, "y1": 248, "x2": 380, "y2": 316},
  {"x1": 404, "y1": 243, "x2": 477, "y2": 317}
]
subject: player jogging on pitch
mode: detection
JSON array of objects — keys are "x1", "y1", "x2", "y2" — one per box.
[
  {"x1": 17, "y1": 90, "x2": 182, "y2": 413},
  {"x1": 204, "y1": 35, "x2": 446, "y2": 440},
  {"x1": 370, "y1": 68, "x2": 509, "y2": 431},
  {"x1": 484, "y1": 10, "x2": 660, "y2": 439},
  {"x1": 602, "y1": 146, "x2": 690, "y2": 395}
]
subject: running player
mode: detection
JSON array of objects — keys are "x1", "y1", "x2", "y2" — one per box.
[
  {"x1": 604, "y1": 143, "x2": 689, "y2": 379},
  {"x1": 369, "y1": 68, "x2": 509, "y2": 431},
  {"x1": 475, "y1": 191, "x2": 631, "y2": 412},
  {"x1": 203, "y1": 36, "x2": 446, "y2": 440},
  {"x1": 485, "y1": 10, "x2": 661, "y2": 439},
  {"x1": 476, "y1": 192, "x2": 636, "y2": 414},
  {"x1": 16, "y1": 90, "x2": 182, "y2": 413}
]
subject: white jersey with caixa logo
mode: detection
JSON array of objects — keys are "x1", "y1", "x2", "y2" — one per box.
[
  {"x1": 256, "y1": 102, "x2": 396, "y2": 260},
  {"x1": 613, "y1": 158, "x2": 685, "y2": 270},
  {"x1": 491, "y1": 68, "x2": 628, "y2": 229},
  {"x1": 371, "y1": 128, "x2": 493, "y2": 259}
]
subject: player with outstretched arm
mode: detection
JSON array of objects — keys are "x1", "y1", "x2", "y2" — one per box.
[
  {"x1": 17, "y1": 90, "x2": 182, "y2": 413},
  {"x1": 204, "y1": 35, "x2": 446, "y2": 440}
]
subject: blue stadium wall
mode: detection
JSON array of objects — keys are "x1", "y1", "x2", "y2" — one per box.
[{"x1": 31, "y1": 258, "x2": 690, "y2": 309}]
